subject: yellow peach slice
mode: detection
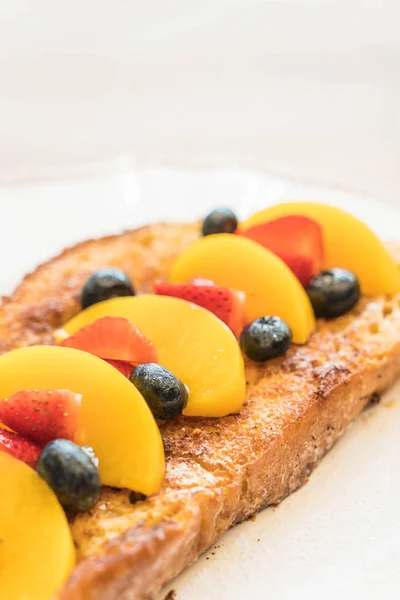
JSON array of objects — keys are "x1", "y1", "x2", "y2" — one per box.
[
  {"x1": 0, "y1": 451, "x2": 75, "y2": 600},
  {"x1": 63, "y1": 295, "x2": 246, "y2": 417},
  {"x1": 0, "y1": 346, "x2": 164, "y2": 495},
  {"x1": 242, "y1": 202, "x2": 400, "y2": 296},
  {"x1": 170, "y1": 234, "x2": 315, "y2": 344}
]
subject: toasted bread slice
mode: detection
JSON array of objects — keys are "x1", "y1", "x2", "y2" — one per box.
[{"x1": 1, "y1": 222, "x2": 400, "y2": 600}]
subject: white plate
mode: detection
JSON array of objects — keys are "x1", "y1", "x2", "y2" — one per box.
[{"x1": 1, "y1": 165, "x2": 399, "y2": 600}]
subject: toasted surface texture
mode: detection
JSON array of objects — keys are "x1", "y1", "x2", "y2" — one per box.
[{"x1": 1, "y1": 222, "x2": 400, "y2": 600}]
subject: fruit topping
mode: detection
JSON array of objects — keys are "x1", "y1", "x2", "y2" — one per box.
[
  {"x1": 63, "y1": 295, "x2": 246, "y2": 417},
  {"x1": 0, "y1": 389, "x2": 81, "y2": 446},
  {"x1": 36, "y1": 439, "x2": 101, "y2": 513},
  {"x1": 240, "y1": 317, "x2": 292, "y2": 361},
  {"x1": 238, "y1": 215, "x2": 323, "y2": 286},
  {"x1": 105, "y1": 358, "x2": 135, "y2": 378},
  {"x1": 0, "y1": 428, "x2": 42, "y2": 468},
  {"x1": 130, "y1": 363, "x2": 188, "y2": 420},
  {"x1": 202, "y1": 207, "x2": 238, "y2": 236},
  {"x1": 242, "y1": 202, "x2": 400, "y2": 296},
  {"x1": 81, "y1": 268, "x2": 135, "y2": 309},
  {"x1": 0, "y1": 451, "x2": 75, "y2": 600},
  {"x1": 60, "y1": 315, "x2": 158, "y2": 364},
  {"x1": 153, "y1": 280, "x2": 245, "y2": 337},
  {"x1": 170, "y1": 233, "x2": 315, "y2": 344},
  {"x1": 306, "y1": 268, "x2": 360, "y2": 318},
  {"x1": 0, "y1": 346, "x2": 165, "y2": 494}
]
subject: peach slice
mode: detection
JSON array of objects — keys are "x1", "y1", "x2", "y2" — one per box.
[
  {"x1": 63, "y1": 295, "x2": 246, "y2": 417},
  {"x1": 170, "y1": 234, "x2": 315, "y2": 344},
  {"x1": 0, "y1": 451, "x2": 75, "y2": 599},
  {"x1": 242, "y1": 202, "x2": 400, "y2": 296},
  {"x1": 0, "y1": 346, "x2": 164, "y2": 495}
]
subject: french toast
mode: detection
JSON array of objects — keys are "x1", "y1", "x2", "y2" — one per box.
[{"x1": 1, "y1": 221, "x2": 400, "y2": 599}]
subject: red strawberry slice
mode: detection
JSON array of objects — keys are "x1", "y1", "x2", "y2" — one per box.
[
  {"x1": 0, "y1": 389, "x2": 81, "y2": 446},
  {"x1": 105, "y1": 359, "x2": 134, "y2": 378},
  {"x1": 277, "y1": 254, "x2": 315, "y2": 288},
  {"x1": 60, "y1": 316, "x2": 158, "y2": 364},
  {"x1": 0, "y1": 428, "x2": 42, "y2": 468},
  {"x1": 153, "y1": 280, "x2": 246, "y2": 337},
  {"x1": 238, "y1": 215, "x2": 324, "y2": 286}
]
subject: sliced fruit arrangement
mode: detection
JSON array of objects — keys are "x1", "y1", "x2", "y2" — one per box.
[
  {"x1": 0, "y1": 427, "x2": 42, "y2": 468},
  {"x1": 153, "y1": 280, "x2": 245, "y2": 337},
  {"x1": 63, "y1": 295, "x2": 246, "y2": 417},
  {"x1": 238, "y1": 215, "x2": 324, "y2": 287},
  {"x1": 170, "y1": 233, "x2": 315, "y2": 344},
  {"x1": 0, "y1": 451, "x2": 75, "y2": 600},
  {"x1": 60, "y1": 315, "x2": 158, "y2": 364},
  {"x1": 0, "y1": 389, "x2": 102, "y2": 513},
  {"x1": 0, "y1": 346, "x2": 165, "y2": 495},
  {"x1": 1, "y1": 415, "x2": 101, "y2": 513},
  {"x1": 242, "y1": 202, "x2": 400, "y2": 296},
  {"x1": 0, "y1": 389, "x2": 81, "y2": 446}
]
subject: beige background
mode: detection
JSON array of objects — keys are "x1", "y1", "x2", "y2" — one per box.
[{"x1": 0, "y1": 0, "x2": 400, "y2": 205}]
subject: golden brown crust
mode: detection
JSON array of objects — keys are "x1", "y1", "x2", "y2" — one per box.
[
  {"x1": 0, "y1": 223, "x2": 199, "y2": 353},
  {"x1": 1, "y1": 222, "x2": 400, "y2": 599}
]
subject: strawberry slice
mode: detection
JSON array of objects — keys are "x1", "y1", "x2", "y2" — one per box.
[
  {"x1": 60, "y1": 316, "x2": 158, "y2": 364},
  {"x1": 0, "y1": 389, "x2": 81, "y2": 446},
  {"x1": 153, "y1": 280, "x2": 245, "y2": 337},
  {"x1": 0, "y1": 428, "x2": 42, "y2": 468},
  {"x1": 105, "y1": 359, "x2": 134, "y2": 378},
  {"x1": 238, "y1": 215, "x2": 324, "y2": 286}
]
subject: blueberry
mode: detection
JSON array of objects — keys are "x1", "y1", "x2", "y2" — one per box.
[
  {"x1": 201, "y1": 208, "x2": 238, "y2": 236},
  {"x1": 240, "y1": 317, "x2": 292, "y2": 362},
  {"x1": 36, "y1": 439, "x2": 101, "y2": 513},
  {"x1": 81, "y1": 268, "x2": 135, "y2": 309},
  {"x1": 130, "y1": 363, "x2": 188, "y2": 420},
  {"x1": 306, "y1": 268, "x2": 360, "y2": 318}
]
